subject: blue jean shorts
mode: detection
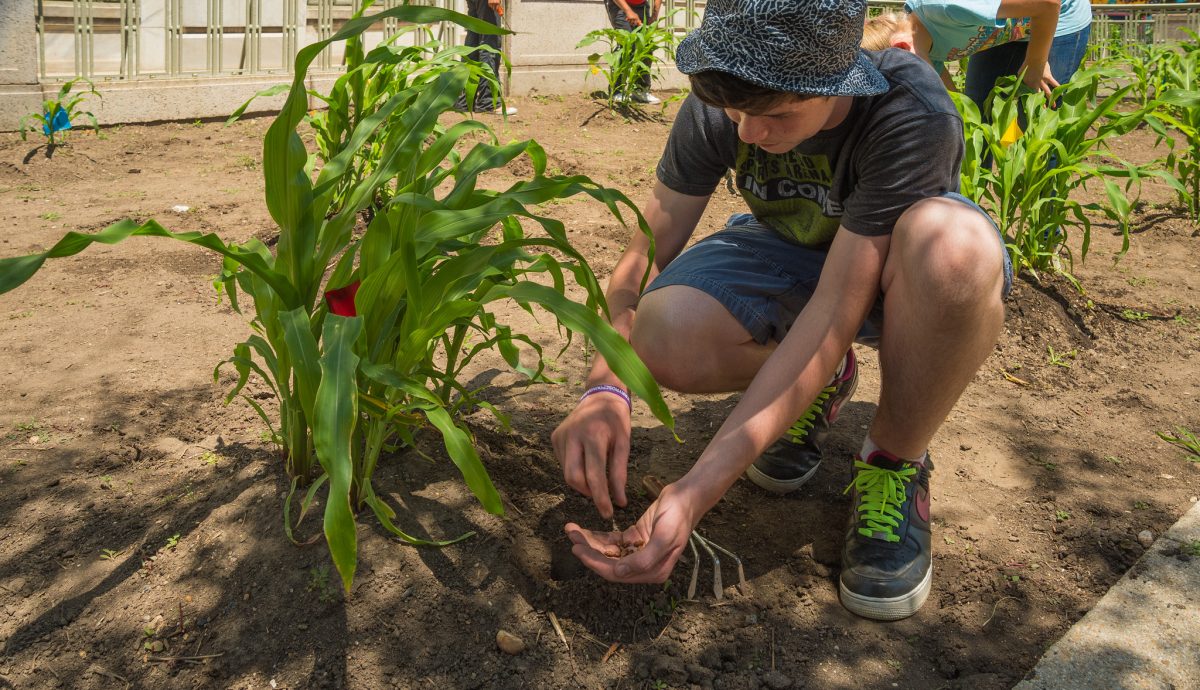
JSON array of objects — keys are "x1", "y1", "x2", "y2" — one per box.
[{"x1": 644, "y1": 192, "x2": 1013, "y2": 348}]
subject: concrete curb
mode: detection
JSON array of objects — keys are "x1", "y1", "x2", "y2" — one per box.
[{"x1": 1014, "y1": 500, "x2": 1200, "y2": 690}]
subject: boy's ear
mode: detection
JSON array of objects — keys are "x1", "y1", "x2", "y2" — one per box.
[{"x1": 891, "y1": 38, "x2": 914, "y2": 52}]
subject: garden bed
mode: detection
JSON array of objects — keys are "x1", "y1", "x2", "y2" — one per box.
[{"x1": 1, "y1": 94, "x2": 1198, "y2": 690}]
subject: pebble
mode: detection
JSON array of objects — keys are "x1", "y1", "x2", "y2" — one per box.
[
  {"x1": 960, "y1": 443, "x2": 972, "y2": 451},
  {"x1": 1137, "y1": 530, "x2": 1154, "y2": 547},
  {"x1": 762, "y1": 669, "x2": 793, "y2": 689},
  {"x1": 495, "y1": 629, "x2": 525, "y2": 655}
]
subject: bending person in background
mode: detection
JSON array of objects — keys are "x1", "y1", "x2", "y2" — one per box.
[
  {"x1": 603, "y1": 0, "x2": 665, "y2": 103},
  {"x1": 455, "y1": 0, "x2": 517, "y2": 116},
  {"x1": 862, "y1": 0, "x2": 1092, "y2": 111}
]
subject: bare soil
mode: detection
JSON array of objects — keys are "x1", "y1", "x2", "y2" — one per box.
[{"x1": 1, "y1": 94, "x2": 1198, "y2": 690}]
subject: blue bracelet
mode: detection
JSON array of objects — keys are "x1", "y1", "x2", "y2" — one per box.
[{"x1": 579, "y1": 384, "x2": 632, "y2": 411}]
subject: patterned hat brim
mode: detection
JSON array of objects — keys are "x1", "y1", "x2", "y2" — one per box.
[{"x1": 675, "y1": 31, "x2": 889, "y2": 98}]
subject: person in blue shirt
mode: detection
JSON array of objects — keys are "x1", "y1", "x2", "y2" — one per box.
[{"x1": 862, "y1": 0, "x2": 1092, "y2": 110}]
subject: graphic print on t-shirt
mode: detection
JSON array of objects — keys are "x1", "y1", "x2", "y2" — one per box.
[
  {"x1": 944, "y1": 19, "x2": 1029, "y2": 61},
  {"x1": 734, "y1": 143, "x2": 843, "y2": 248}
]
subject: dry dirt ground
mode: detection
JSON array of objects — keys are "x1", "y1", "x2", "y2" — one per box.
[{"x1": 1, "y1": 93, "x2": 1198, "y2": 690}]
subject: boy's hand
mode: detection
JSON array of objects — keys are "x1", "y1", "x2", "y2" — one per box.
[
  {"x1": 552, "y1": 392, "x2": 632, "y2": 519},
  {"x1": 564, "y1": 482, "x2": 697, "y2": 582},
  {"x1": 626, "y1": 10, "x2": 643, "y2": 27}
]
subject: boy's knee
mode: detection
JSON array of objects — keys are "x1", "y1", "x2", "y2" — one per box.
[
  {"x1": 629, "y1": 288, "x2": 692, "y2": 390},
  {"x1": 891, "y1": 198, "x2": 1005, "y2": 303},
  {"x1": 630, "y1": 285, "x2": 729, "y2": 391}
]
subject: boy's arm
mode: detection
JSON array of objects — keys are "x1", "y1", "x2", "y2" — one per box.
[
  {"x1": 674, "y1": 227, "x2": 887, "y2": 515},
  {"x1": 998, "y1": 0, "x2": 1062, "y2": 97},
  {"x1": 552, "y1": 181, "x2": 710, "y2": 519},
  {"x1": 567, "y1": 227, "x2": 888, "y2": 582}
]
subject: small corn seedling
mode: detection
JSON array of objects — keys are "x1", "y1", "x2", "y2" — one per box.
[
  {"x1": 0, "y1": 4, "x2": 674, "y2": 591},
  {"x1": 18, "y1": 77, "x2": 101, "y2": 148},
  {"x1": 1157, "y1": 426, "x2": 1200, "y2": 463},
  {"x1": 577, "y1": 12, "x2": 685, "y2": 108},
  {"x1": 953, "y1": 67, "x2": 1156, "y2": 288},
  {"x1": 1094, "y1": 41, "x2": 1180, "y2": 109}
]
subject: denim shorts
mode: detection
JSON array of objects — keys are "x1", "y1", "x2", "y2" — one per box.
[{"x1": 644, "y1": 192, "x2": 1013, "y2": 348}]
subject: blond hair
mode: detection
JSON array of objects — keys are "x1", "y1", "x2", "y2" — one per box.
[{"x1": 862, "y1": 12, "x2": 907, "y2": 51}]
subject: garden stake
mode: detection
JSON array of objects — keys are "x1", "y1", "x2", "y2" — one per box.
[{"x1": 641, "y1": 475, "x2": 746, "y2": 600}]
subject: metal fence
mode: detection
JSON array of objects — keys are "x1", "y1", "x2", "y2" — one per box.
[
  {"x1": 34, "y1": 1, "x2": 1200, "y2": 82},
  {"x1": 866, "y1": 2, "x2": 1200, "y2": 52},
  {"x1": 33, "y1": 0, "x2": 706, "y2": 81}
]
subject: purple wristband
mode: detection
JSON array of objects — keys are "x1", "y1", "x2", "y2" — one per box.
[{"x1": 579, "y1": 384, "x2": 632, "y2": 411}]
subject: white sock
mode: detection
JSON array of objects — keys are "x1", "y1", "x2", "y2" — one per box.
[{"x1": 860, "y1": 436, "x2": 928, "y2": 466}]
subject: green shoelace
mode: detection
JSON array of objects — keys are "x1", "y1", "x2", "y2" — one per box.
[
  {"x1": 784, "y1": 383, "x2": 836, "y2": 444},
  {"x1": 843, "y1": 459, "x2": 918, "y2": 543}
]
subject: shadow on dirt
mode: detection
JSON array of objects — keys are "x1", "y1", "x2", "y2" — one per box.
[
  {"x1": 580, "y1": 94, "x2": 670, "y2": 126},
  {"x1": 0, "y1": 375, "x2": 352, "y2": 687},
  {"x1": 21, "y1": 143, "x2": 57, "y2": 164}
]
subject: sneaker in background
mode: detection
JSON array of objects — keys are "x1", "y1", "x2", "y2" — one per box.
[
  {"x1": 839, "y1": 451, "x2": 934, "y2": 621},
  {"x1": 632, "y1": 91, "x2": 661, "y2": 104},
  {"x1": 745, "y1": 348, "x2": 858, "y2": 494},
  {"x1": 493, "y1": 105, "x2": 518, "y2": 116}
]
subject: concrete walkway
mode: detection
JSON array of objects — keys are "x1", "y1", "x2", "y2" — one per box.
[{"x1": 1014, "y1": 499, "x2": 1200, "y2": 690}]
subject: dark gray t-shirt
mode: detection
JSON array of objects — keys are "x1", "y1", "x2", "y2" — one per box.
[{"x1": 656, "y1": 49, "x2": 964, "y2": 249}]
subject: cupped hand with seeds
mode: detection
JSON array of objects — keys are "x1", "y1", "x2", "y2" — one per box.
[{"x1": 564, "y1": 481, "x2": 700, "y2": 584}]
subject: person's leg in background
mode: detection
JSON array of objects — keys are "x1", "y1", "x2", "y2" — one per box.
[
  {"x1": 454, "y1": 0, "x2": 505, "y2": 113},
  {"x1": 602, "y1": 1, "x2": 659, "y2": 103},
  {"x1": 964, "y1": 25, "x2": 1093, "y2": 118},
  {"x1": 963, "y1": 41, "x2": 1027, "y2": 118},
  {"x1": 1045, "y1": 25, "x2": 1092, "y2": 91},
  {"x1": 631, "y1": 3, "x2": 660, "y2": 103}
]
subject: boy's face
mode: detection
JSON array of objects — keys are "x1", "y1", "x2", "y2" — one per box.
[{"x1": 723, "y1": 95, "x2": 851, "y2": 154}]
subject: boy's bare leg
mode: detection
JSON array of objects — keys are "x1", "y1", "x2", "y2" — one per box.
[
  {"x1": 839, "y1": 196, "x2": 1006, "y2": 621},
  {"x1": 631, "y1": 286, "x2": 773, "y2": 394},
  {"x1": 871, "y1": 197, "x2": 1006, "y2": 456}
]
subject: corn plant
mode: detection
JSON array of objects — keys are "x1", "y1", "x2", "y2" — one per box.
[
  {"x1": 231, "y1": 19, "x2": 506, "y2": 219},
  {"x1": 1144, "y1": 35, "x2": 1200, "y2": 221},
  {"x1": 0, "y1": 5, "x2": 673, "y2": 592},
  {"x1": 18, "y1": 77, "x2": 101, "y2": 147},
  {"x1": 953, "y1": 68, "x2": 1156, "y2": 287},
  {"x1": 1095, "y1": 41, "x2": 1180, "y2": 108},
  {"x1": 577, "y1": 13, "x2": 684, "y2": 108}
]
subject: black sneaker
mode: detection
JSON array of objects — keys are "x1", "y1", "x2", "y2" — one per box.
[
  {"x1": 839, "y1": 451, "x2": 933, "y2": 621},
  {"x1": 745, "y1": 348, "x2": 858, "y2": 494}
]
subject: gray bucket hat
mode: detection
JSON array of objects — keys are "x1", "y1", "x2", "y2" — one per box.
[{"x1": 675, "y1": 0, "x2": 888, "y2": 97}]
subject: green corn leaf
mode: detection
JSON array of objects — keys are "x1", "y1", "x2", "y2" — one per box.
[
  {"x1": 240, "y1": 394, "x2": 279, "y2": 443},
  {"x1": 0, "y1": 218, "x2": 298, "y2": 306},
  {"x1": 1159, "y1": 89, "x2": 1200, "y2": 110},
  {"x1": 283, "y1": 474, "x2": 329, "y2": 545},
  {"x1": 311, "y1": 315, "x2": 364, "y2": 592},
  {"x1": 488, "y1": 281, "x2": 674, "y2": 434},
  {"x1": 279, "y1": 308, "x2": 324, "y2": 423},
  {"x1": 362, "y1": 482, "x2": 475, "y2": 546},
  {"x1": 422, "y1": 406, "x2": 504, "y2": 515}
]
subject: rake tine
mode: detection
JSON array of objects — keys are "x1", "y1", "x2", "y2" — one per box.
[
  {"x1": 687, "y1": 534, "x2": 701, "y2": 600},
  {"x1": 702, "y1": 537, "x2": 747, "y2": 593},
  {"x1": 693, "y1": 533, "x2": 723, "y2": 599}
]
